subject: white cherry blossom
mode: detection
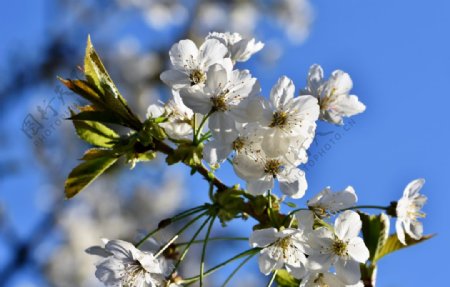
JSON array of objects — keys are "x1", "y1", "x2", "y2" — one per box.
[
  {"x1": 160, "y1": 38, "x2": 229, "y2": 90},
  {"x1": 307, "y1": 186, "x2": 357, "y2": 217},
  {"x1": 307, "y1": 210, "x2": 369, "y2": 285},
  {"x1": 202, "y1": 122, "x2": 258, "y2": 165},
  {"x1": 249, "y1": 227, "x2": 310, "y2": 279},
  {"x1": 146, "y1": 91, "x2": 196, "y2": 140},
  {"x1": 258, "y1": 76, "x2": 319, "y2": 158},
  {"x1": 87, "y1": 239, "x2": 170, "y2": 287},
  {"x1": 233, "y1": 137, "x2": 308, "y2": 198},
  {"x1": 180, "y1": 61, "x2": 260, "y2": 142},
  {"x1": 300, "y1": 271, "x2": 351, "y2": 287},
  {"x1": 206, "y1": 31, "x2": 264, "y2": 62},
  {"x1": 301, "y1": 64, "x2": 366, "y2": 125},
  {"x1": 395, "y1": 178, "x2": 427, "y2": 245}
]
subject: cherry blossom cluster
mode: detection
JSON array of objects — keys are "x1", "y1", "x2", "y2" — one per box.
[
  {"x1": 79, "y1": 32, "x2": 428, "y2": 286},
  {"x1": 151, "y1": 32, "x2": 365, "y2": 199}
]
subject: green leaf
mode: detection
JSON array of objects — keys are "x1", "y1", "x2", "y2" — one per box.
[
  {"x1": 284, "y1": 201, "x2": 297, "y2": 208},
  {"x1": 58, "y1": 78, "x2": 103, "y2": 107},
  {"x1": 69, "y1": 110, "x2": 125, "y2": 126},
  {"x1": 359, "y1": 212, "x2": 390, "y2": 262},
  {"x1": 360, "y1": 264, "x2": 377, "y2": 287},
  {"x1": 72, "y1": 116, "x2": 119, "y2": 148},
  {"x1": 65, "y1": 157, "x2": 118, "y2": 198},
  {"x1": 373, "y1": 233, "x2": 434, "y2": 262},
  {"x1": 84, "y1": 36, "x2": 142, "y2": 130},
  {"x1": 275, "y1": 270, "x2": 300, "y2": 287},
  {"x1": 80, "y1": 148, "x2": 116, "y2": 160},
  {"x1": 84, "y1": 35, "x2": 117, "y2": 96}
]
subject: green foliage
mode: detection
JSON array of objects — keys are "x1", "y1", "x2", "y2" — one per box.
[
  {"x1": 59, "y1": 36, "x2": 142, "y2": 130},
  {"x1": 65, "y1": 156, "x2": 118, "y2": 198},
  {"x1": 166, "y1": 142, "x2": 203, "y2": 166},
  {"x1": 275, "y1": 270, "x2": 300, "y2": 287},
  {"x1": 60, "y1": 36, "x2": 170, "y2": 198},
  {"x1": 80, "y1": 148, "x2": 117, "y2": 160},
  {"x1": 214, "y1": 188, "x2": 246, "y2": 226},
  {"x1": 359, "y1": 212, "x2": 390, "y2": 262},
  {"x1": 373, "y1": 233, "x2": 434, "y2": 262},
  {"x1": 72, "y1": 112, "x2": 119, "y2": 148}
]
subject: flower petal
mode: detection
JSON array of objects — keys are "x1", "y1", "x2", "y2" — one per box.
[
  {"x1": 169, "y1": 39, "x2": 199, "y2": 70},
  {"x1": 249, "y1": 228, "x2": 278, "y2": 247},
  {"x1": 160, "y1": 70, "x2": 191, "y2": 90},
  {"x1": 347, "y1": 237, "x2": 370, "y2": 263},
  {"x1": 278, "y1": 168, "x2": 307, "y2": 199},
  {"x1": 335, "y1": 210, "x2": 362, "y2": 241},
  {"x1": 179, "y1": 87, "x2": 212, "y2": 114},
  {"x1": 335, "y1": 258, "x2": 361, "y2": 285},
  {"x1": 247, "y1": 178, "x2": 273, "y2": 196},
  {"x1": 270, "y1": 76, "x2": 295, "y2": 109}
]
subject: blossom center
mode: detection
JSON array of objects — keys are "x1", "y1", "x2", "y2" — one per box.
[
  {"x1": 313, "y1": 274, "x2": 329, "y2": 287},
  {"x1": 310, "y1": 206, "x2": 328, "y2": 218},
  {"x1": 211, "y1": 90, "x2": 229, "y2": 111},
  {"x1": 122, "y1": 261, "x2": 147, "y2": 286},
  {"x1": 264, "y1": 159, "x2": 282, "y2": 177},
  {"x1": 269, "y1": 111, "x2": 288, "y2": 128},
  {"x1": 189, "y1": 69, "x2": 206, "y2": 86},
  {"x1": 275, "y1": 236, "x2": 292, "y2": 259},
  {"x1": 232, "y1": 137, "x2": 245, "y2": 151},
  {"x1": 331, "y1": 239, "x2": 348, "y2": 257}
]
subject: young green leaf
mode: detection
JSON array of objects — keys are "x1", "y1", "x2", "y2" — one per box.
[
  {"x1": 81, "y1": 148, "x2": 117, "y2": 160},
  {"x1": 84, "y1": 35, "x2": 118, "y2": 96},
  {"x1": 65, "y1": 157, "x2": 118, "y2": 198},
  {"x1": 72, "y1": 117, "x2": 119, "y2": 148},
  {"x1": 275, "y1": 270, "x2": 300, "y2": 287},
  {"x1": 373, "y1": 233, "x2": 434, "y2": 263},
  {"x1": 359, "y1": 212, "x2": 390, "y2": 262},
  {"x1": 69, "y1": 110, "x2": 125, "y2": 126},
  {"x1": 84, "y1": 36, "x2": 142, "y2": 130},
  {"x1": 58, "y1": 78, "x2": 103, "y2": 107}
]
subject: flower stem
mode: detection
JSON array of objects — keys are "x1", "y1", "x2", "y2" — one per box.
[
  {"x1": 343, "y1": 205, "x2": 389, "y2": 211},
  {"x1": 194, "y1": 110, "x2": 214, "y2": 144},
  {"x1": 155, "y1": 235, "x2": 178, "y2": 258},
  {"x1": 175, "y1": 237, "x2": 248, "y2": 246},
  {"x1": 267, "y1": 270, "x2": 278, "y2": 287},
  {"x1": 221, "y1": 252, "x2": 257, "y2": 287},
  {"x1": 181, "y1": 248, "x2": 261, "y2": 285},
  {"x1": 200, "y1": 215, "x2": 216, "y2": 286},
  {"x1": 171, "y1": 215, "x2": 212, "y2": 278},
  {"x1": 135, "y1": 205, "x2": 208, "y2": 247}
]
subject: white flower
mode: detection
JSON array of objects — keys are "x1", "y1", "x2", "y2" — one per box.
[
  {"x1": 301, "y1": 64, "x2": 366, "y2": 125},
  {"x1": 160, "y1": 39, "x2": 229, "y2": 90},
  {"x1": 395, "y1": 178, "x2": 427, "y2": 245},
  {"x1": 87, "y1": 239, "x2": 169, "y2": 287},
  {"x1": 179, "y1": 61, "x2": 260, "y2": 144},
  {"x1": 301, "y1": 271, "x2": 365, "y2": 287},
  {"x1": 202, "y1": 122, "x2": 251, "y2": 165},
  {"x1": 300, "y1": 271, "x2": 348, "y2": 287},
  {"x1": 249, "y1": 227, "x2": 310, "y2": 279},
  {"x1": 307, "y1": 186, "x2": 357, "y2": 217},
  {"x1": 258, "y1": 76, "x2": 319, "y2": 158},
  {"x1": 307, "y1": 210, "x2": 369, "y2": 285},
  {"x1": 206, "y1": 31, "x2": 264, "y2": 62},
  {"x1": 233, "y1": 137, "x2": 308, "y2": 198},
  {"x1": 147, "y1": 91, "x2": 195, "y2": 140}
]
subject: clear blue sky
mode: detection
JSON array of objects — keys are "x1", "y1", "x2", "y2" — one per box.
[{"x1": 1, "y1": 0, "x2": 449, "y2": 286}]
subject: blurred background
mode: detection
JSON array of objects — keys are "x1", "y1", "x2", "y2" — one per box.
[{"x1": 0, "y1": 0, "x2": 449, "y2": 286}]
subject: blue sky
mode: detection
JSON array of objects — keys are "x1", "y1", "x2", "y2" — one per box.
[{"x1": 1, "y1": 0, "x2": 449, "y2": 286}]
